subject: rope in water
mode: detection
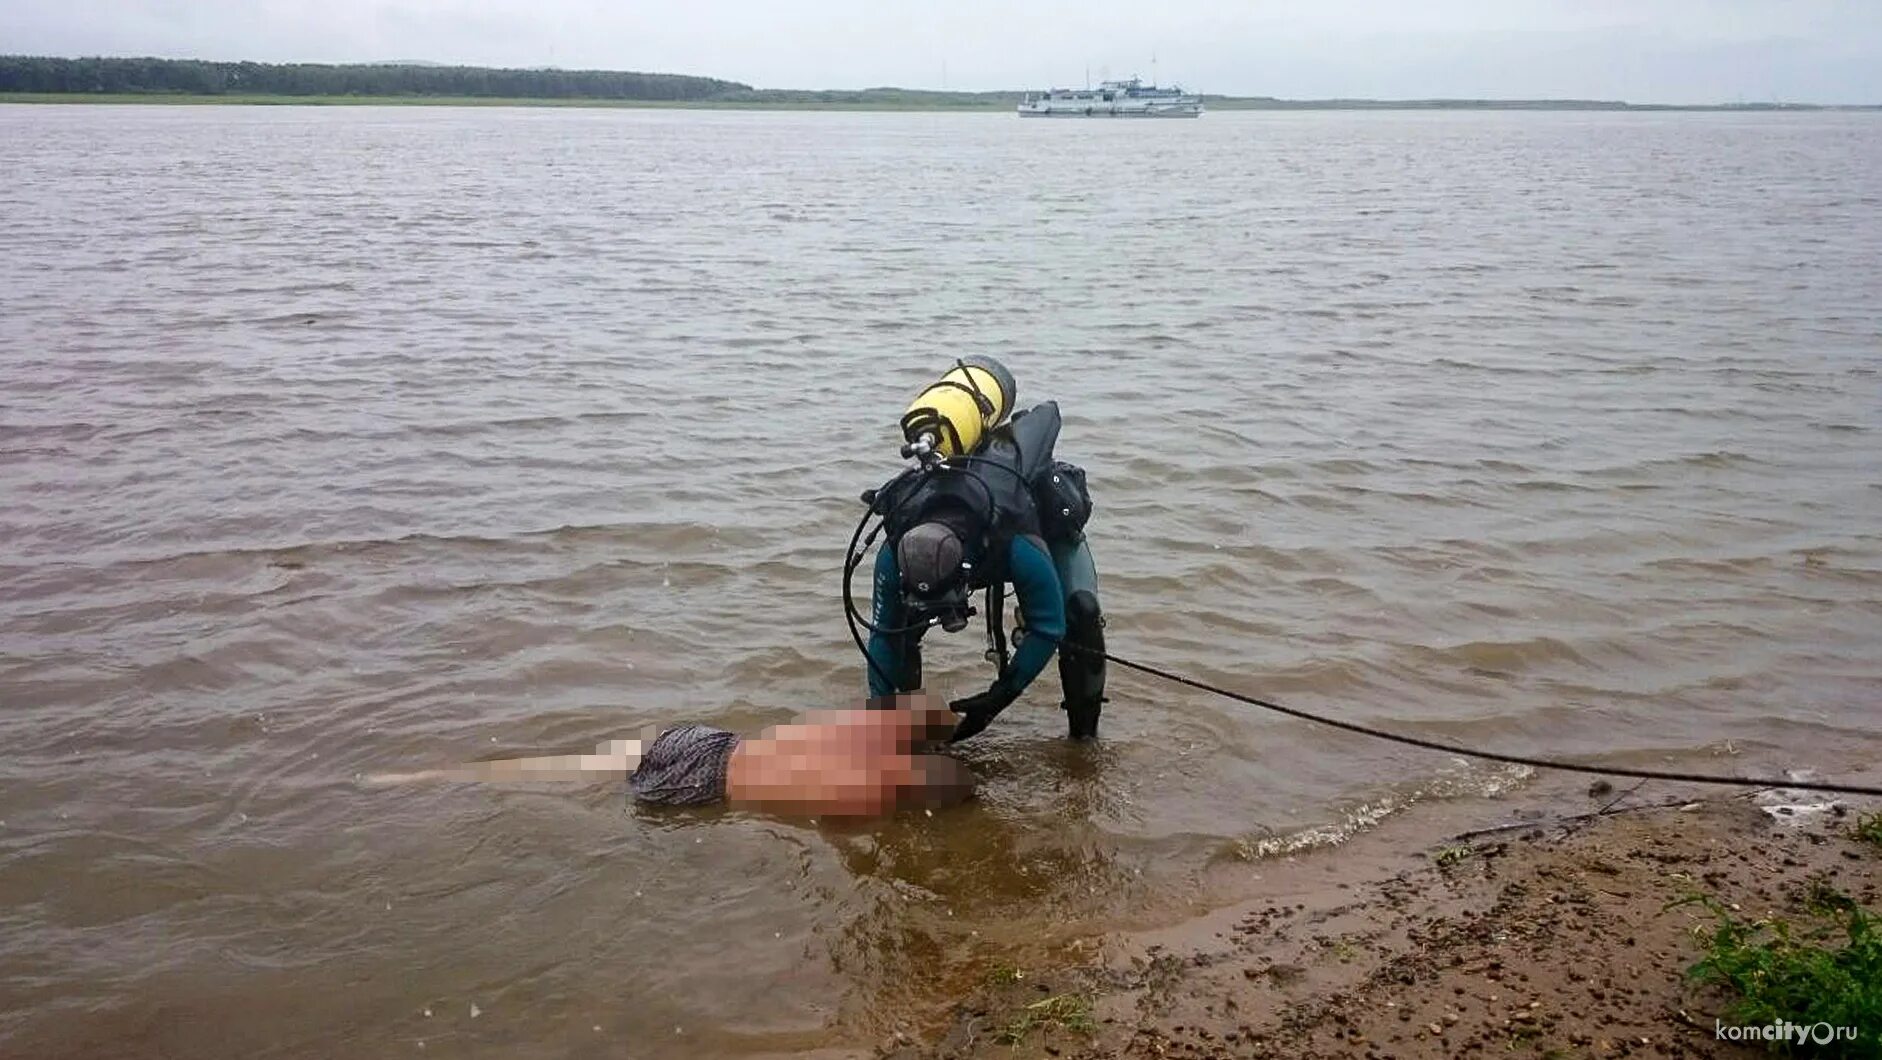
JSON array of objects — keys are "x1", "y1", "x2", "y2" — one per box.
[{"x1": 1065, "y1": 643, "x2": 1882, "y2": 799}]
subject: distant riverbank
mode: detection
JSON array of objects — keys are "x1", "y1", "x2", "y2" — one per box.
[
  {"x1": 0, "y1": 91, "x2": 1013, "y2": 111},
  {"x1": 5, "y1": 56, "x2": 1875, "y2": 110},
  {"x1": 6, "y1": 91, "x2": 1877, "y2": 112}
]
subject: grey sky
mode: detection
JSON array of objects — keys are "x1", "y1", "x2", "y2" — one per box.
[{"x1": 5, "y1": 0, "x2": 1879, "y2": 103}]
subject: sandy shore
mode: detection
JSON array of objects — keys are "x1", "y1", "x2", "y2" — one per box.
[{"x1": 890, "y1": 788, "x2": 1880, "y2": 1060}]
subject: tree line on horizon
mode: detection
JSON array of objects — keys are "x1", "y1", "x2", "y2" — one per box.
[
  {"x1": 0, "y1": 55, "x2": 749, "y2": 100},
  {"x1": 1, "y1": 55, "x2": 1860, "y2": 109}
]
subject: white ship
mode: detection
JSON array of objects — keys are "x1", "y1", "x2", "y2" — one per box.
[{"x1": 1017, "y1": 77, "x2": 1203, "y2": 118}]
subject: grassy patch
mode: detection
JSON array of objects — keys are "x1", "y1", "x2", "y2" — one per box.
[
  {"x1": 1851, "y1": 813, "x2": 1882, "y2": 849},
  {"x1": 1674, "y1": 887, "x2": 1881, "y2": 1056},
  {"x1": 997, "y1": 993, "x2": 1095, "y2": 1044},
  {"x1": 984, "y1": 963, "x2": 1023, "y2": 986}
]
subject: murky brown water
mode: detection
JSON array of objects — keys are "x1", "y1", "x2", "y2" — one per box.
[{"x1": 1, "y1": 104, "x2": 1879, "y2": 1058}]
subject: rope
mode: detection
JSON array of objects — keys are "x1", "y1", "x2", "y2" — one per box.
[{"x1": 1067, "y1": 643, "x2": 1882, "y2": 799}]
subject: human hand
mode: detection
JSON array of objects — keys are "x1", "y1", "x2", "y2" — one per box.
[{"x1": 947, "y1": 687, "x2": 1017, "y2": 743}]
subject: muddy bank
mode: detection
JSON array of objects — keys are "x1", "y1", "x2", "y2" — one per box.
[{"x1": 891, "y1": 789, "x2": 1880, "y2": 1059}]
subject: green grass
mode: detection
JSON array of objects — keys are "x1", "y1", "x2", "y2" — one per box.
[
  {"x1": 1674, "y1": 886, "x2": 1881, "y2": 1057},
  {"x1": 984, "y1": 963, "x2": 1023, "y2": 986},
  {"x1": 1851, "y1": 813, "x2": 1882, "y2": 849},
  {"x1": 997, "y1": 994, "x2": 1095, "y2": 1044}
]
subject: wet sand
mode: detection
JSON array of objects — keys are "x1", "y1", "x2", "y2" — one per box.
[{"x1": 900, "y1": 790, "x2": 1881, "y2": 1059}]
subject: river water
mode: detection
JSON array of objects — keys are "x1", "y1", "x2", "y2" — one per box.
[{"x1": 1, "y1": 104, "x2": 1878, "y2": 1058}]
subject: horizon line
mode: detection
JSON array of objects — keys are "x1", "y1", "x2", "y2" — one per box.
[{"x1": 4, "y1": 53, "x2": 1878, "y2": 109}]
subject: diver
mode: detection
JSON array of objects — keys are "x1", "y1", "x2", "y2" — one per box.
[{"x1": 855, "y1": 357, "x2": 1107, "y2": 743}]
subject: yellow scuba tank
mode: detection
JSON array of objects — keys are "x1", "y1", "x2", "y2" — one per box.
[{"x1": 899, "y1": 356, "x2": 1018, "y2": 460}]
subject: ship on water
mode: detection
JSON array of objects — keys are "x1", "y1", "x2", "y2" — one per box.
[{"x1": 1016, "y1": 77, "x2": 1203, "y2": 118}]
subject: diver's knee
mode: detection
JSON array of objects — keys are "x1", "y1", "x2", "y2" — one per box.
[{"x1": 1064, "y1": 590, "x2": 1105, "y2": 652}]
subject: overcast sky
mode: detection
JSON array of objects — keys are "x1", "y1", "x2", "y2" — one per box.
[{"x1": 5, "y1": 0, "x2": 1879, "y2": 103}]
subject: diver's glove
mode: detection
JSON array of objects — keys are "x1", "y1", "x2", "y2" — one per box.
[{"x1": 948, "y1": 685, "x2": 1018, "y2": 743}]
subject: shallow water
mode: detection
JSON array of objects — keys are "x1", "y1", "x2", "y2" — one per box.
[{"x1": 1, "y1": 104, "x2": 1878, "y2": 1057}]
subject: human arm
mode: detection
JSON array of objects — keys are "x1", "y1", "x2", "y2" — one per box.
[
  {"x1": 948, "y1": 535, "x2": 1066, "y2": 741},
  {"x1": 865, "y1": 543, "x2": 903, "y2": 698}
]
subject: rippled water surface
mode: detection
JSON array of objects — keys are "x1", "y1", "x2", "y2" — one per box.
[{"x1": 2, "y1": 105, "x2": 1879, "y2": 1057}]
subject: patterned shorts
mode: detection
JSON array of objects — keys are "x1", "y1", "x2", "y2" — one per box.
[{"x1": 629, "y1": 724, "x2": 741, "y2": 806}]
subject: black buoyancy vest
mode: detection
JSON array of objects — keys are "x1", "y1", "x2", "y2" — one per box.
[{"x1": 880, "y1": 401, "x2": 1063, "y2": 589}]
